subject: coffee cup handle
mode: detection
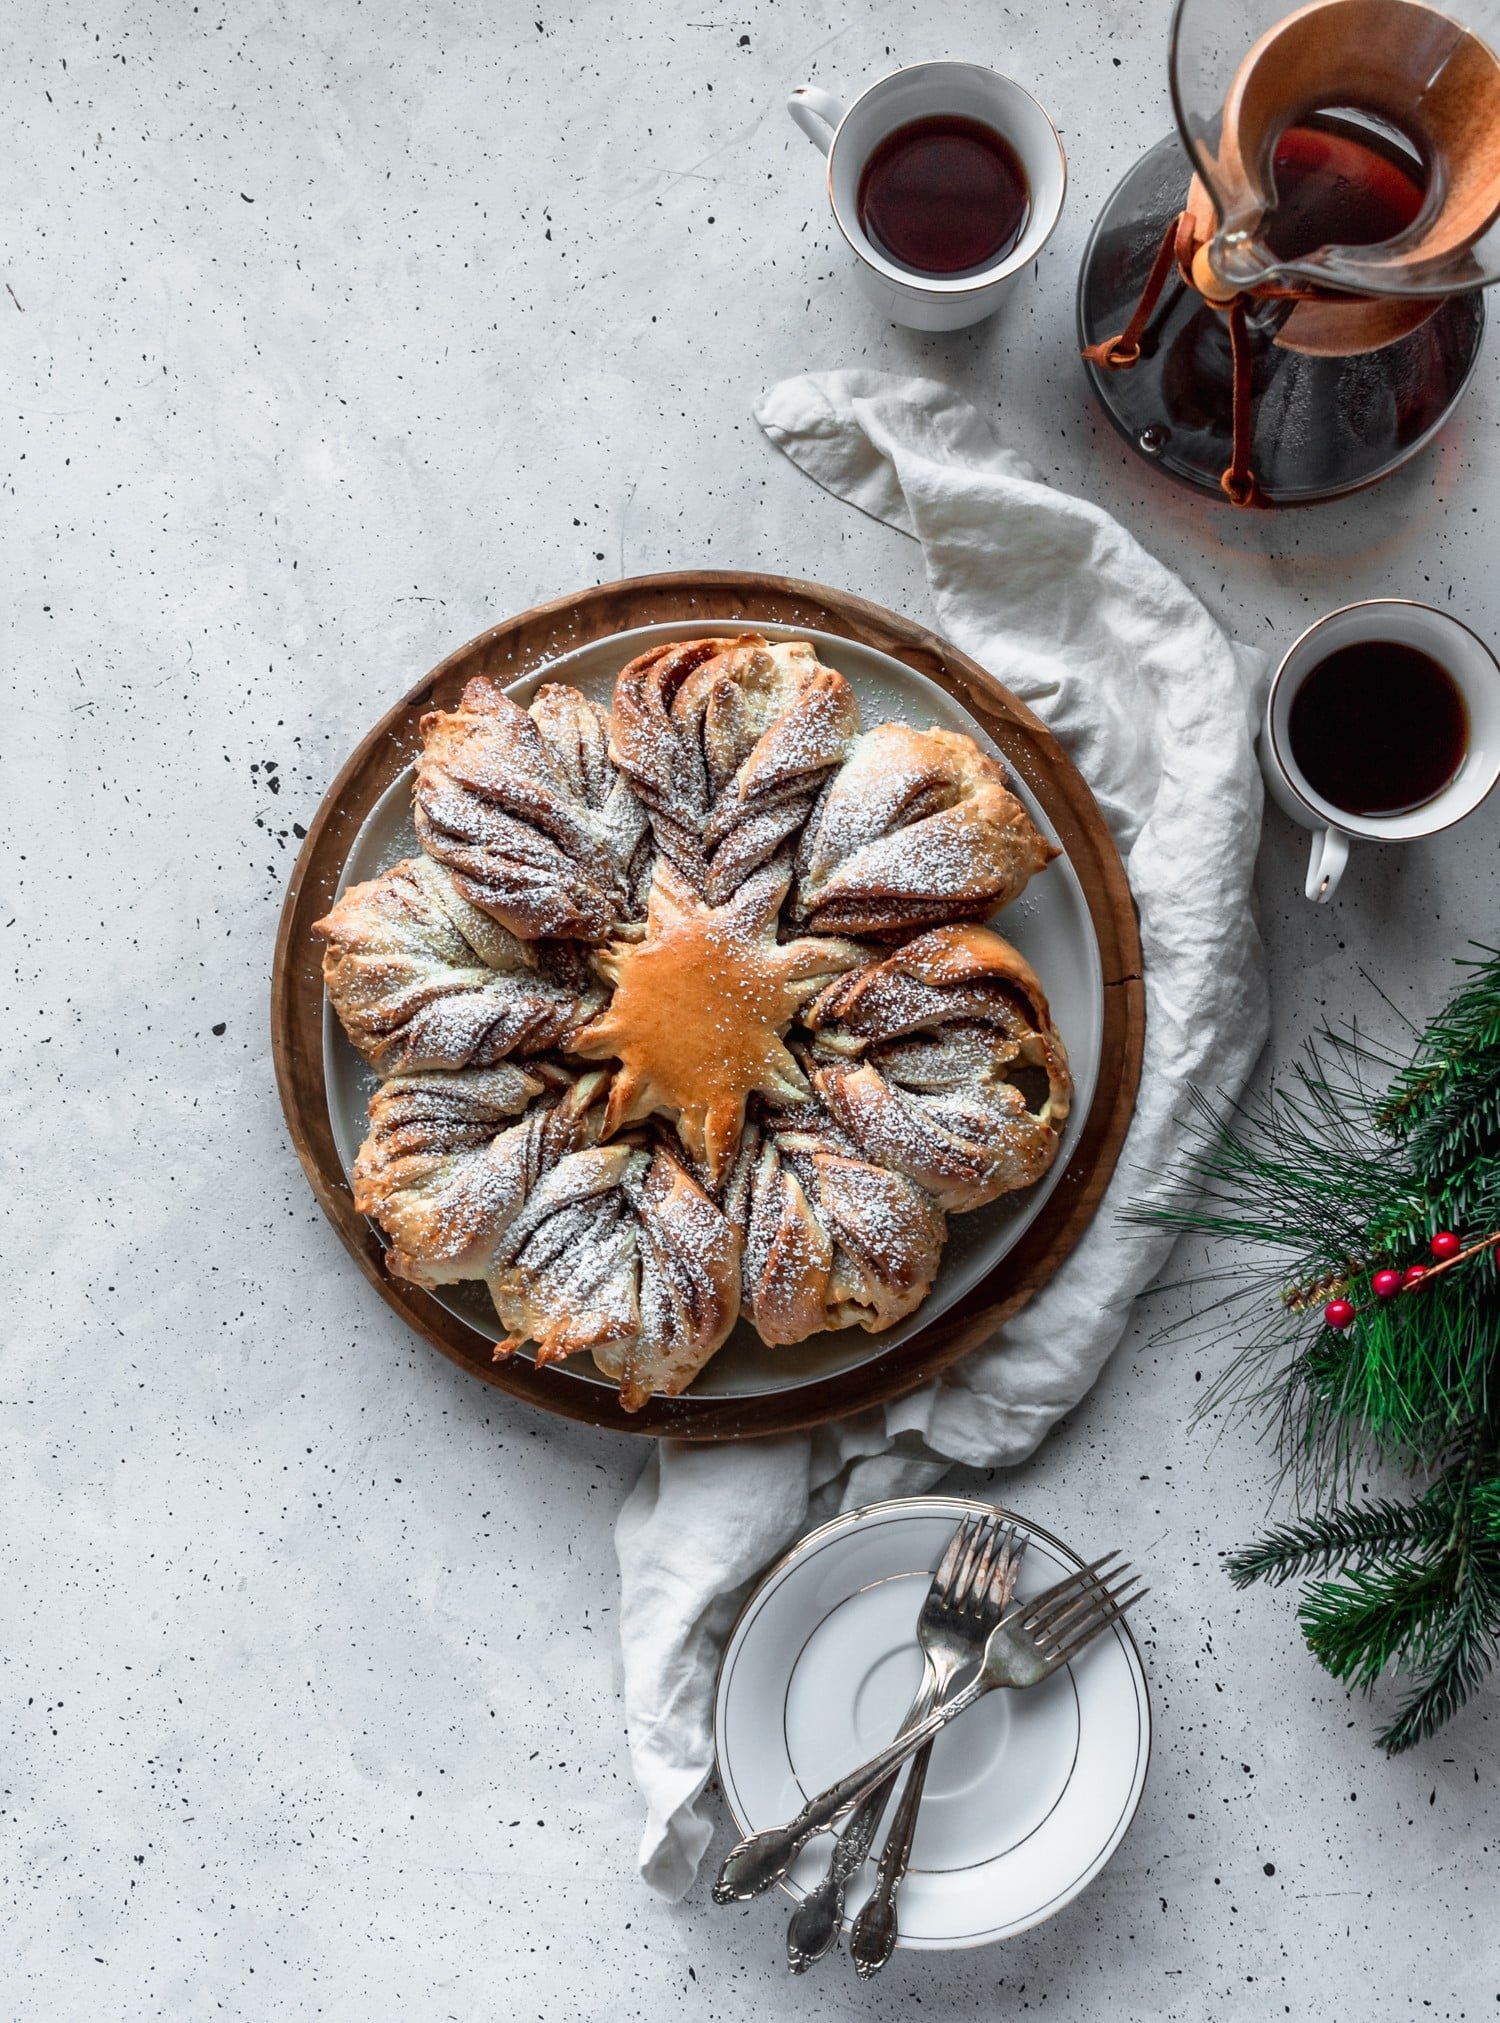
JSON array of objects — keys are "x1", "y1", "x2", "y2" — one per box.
[
  {"x1": 787, "y1": 85, "x2": 845, "y2": 154},
  {"x1": 1306, "y1": 825, "x2": 1349, "y2": 904}
]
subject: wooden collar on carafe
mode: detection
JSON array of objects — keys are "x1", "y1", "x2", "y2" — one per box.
[{"x1": 1080, "y1": 197, "x2": 1272, "y2": 509}]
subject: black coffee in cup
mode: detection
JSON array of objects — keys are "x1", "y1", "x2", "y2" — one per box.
[
  {"x1": 1288, "y1": 639, "x2": 1467, "y2": 815},
  {"x1": 856, "y1": 114, "x2": 1030, "y2": 276}
]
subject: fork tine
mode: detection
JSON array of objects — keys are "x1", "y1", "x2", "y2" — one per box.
[
  {"x1": 1030, "y1": 1568, "x2": 1139, "y2": 1644},
  {"x1": 948, "y1": 1523, "x2": 980, "y2": 1611},
  {"x1": 1032, "y1": 1585, "x2": 1139, "y2": 1659},
  {"x1": 951, "y1": 1515, "x2": 987, "y2": 1604},
  {"x1": 933, "y1": 1514, "x2": 975, "y2": 1596},
  {"x1": 966, "y1": 1514, "x2": 1008, "y2": 1605},
  {"x1": 1018, "y1": 1554, "x2": 1127, "y2": 1629},
  {"x1": 988, "y1": 1523, "x2": 1025, "y2": 1605},
  {"x1": 1039, "y1": 1581, "x2": 1148, "y2": 1658},
  {"x1": 1048, "y1": 1574, "x2": 1145, "y2": 1634},
  {"x1": 1010, "y1": 1562, "x2": 1116, "y2": 1636},
  {"x1": 1048, "y1": 1587, "x2": 1149, "y2": 1668},
  {"x1": 964, "y1": 1516, "x2": 1005, "y2": 1610},
  {"x1": 1028, "y1": 1551, "x2": 1124, "y2": 1605}
]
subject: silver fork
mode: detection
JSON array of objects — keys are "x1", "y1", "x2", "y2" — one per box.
[
  {"x1": 715, "y1": 1553, "x2": 1145, "y2": 1905},
  {"x1": 782, "y1": 1514, "x2": 1024, "y2": 1970},
  {"x1": 845, "y1": 1524, "x2": 1027, "y2": 1975}
]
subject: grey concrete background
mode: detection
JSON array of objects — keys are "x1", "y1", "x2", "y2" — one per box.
[{"x1": 5, "y1": 0, "x2": 1497, "y2": 2015}]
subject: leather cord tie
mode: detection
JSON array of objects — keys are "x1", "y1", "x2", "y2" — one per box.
[
  {"x1": 1081, "y1": 213, "x2": 1187, "y2": 369},
  {"x1": 1220, "y1": 294, "x2": 1267, "y2": 508},
  {"x1": 1083, "y1": 208, "x2": 1270, "y2": 508}
]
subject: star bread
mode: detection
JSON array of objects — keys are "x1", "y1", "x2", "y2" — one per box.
[
  {"x1": 572, "y1": 862, "x2": 867, "y2": 1185},
  {"x1": 319, "y1": 636, "x2": 1071, "y2": 1408}
]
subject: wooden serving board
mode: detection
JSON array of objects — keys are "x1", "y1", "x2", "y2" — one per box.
[{"x1": 271, "y1": 572, "x2": 1145, "y2": 1440}]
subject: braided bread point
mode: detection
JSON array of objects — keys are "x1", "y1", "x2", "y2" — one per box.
[
  {"x1": 794, "y1": 722, "x2": 1057, "y2": 937},
  {"x1": 724, "y1": 1106, "x2": 946, "y2": 1345},
  {"x1": 352, "y1": 1067, "x2": 739, "y2": 1409},
  {"x1": 609, "y1": 635, "x2": 859, "y2": 903},
  {"x1": 491, "y1": 1131, "x2": 742, "y2": 1410},
  {"x1": 415, "y1": 677, "x2": 651, "y2": 941},
  {"x1": 316, "y1": 855, "x2": 604, "y2": 1075},
  {"x1": 351, "y1": 1061, "x2": 569, "y2": 1282},
  {"x1": 802, "y1": 925, "x2": 1072, "y2": 1213}
]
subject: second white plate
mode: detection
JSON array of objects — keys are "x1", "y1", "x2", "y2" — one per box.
[{"x1": 714, "y1": 1496, "x2": 1151, "y2": 1950}]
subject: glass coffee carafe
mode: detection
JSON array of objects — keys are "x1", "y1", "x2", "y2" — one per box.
[{"x1": 1077, "y1": 0, "x2": 1500, "y2": 505}]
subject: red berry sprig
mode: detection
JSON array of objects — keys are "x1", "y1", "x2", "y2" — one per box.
[{"x1": 1320, "y1": 1228, "x2": 1500, "y2": 1329}]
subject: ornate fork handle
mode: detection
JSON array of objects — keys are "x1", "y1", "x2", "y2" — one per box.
[
  {"x1": 713, "y1": 1680, "x2": 983, "y2": 1903},
  {"x1": 783, "y1": 1769, "x2": 898, "y2": 1970},
  {"x1": 783, "y1": 1671, "x2": 940, "y2": 1970},
  {"x1": 849, "y1": 1735, "x2": 934, "y2": 1973}
]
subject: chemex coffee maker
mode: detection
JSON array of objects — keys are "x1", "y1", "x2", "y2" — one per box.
[{"x1": 1078, "y1": 0, "x2": 1500, "y2": 505}]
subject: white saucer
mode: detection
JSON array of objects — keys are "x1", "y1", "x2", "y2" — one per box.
[{"x1": 713, "y1": 1496, "x2": 1150, "y2": 1950}]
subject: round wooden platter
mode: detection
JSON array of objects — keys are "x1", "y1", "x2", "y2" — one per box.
[{"x1": 272, "y1": 572, "x2": 1145, "y2": 1442}]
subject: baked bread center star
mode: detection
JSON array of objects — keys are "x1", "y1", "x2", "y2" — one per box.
[{"x1": 572, "y1": 862, "x2": 866, "y2": 1185}]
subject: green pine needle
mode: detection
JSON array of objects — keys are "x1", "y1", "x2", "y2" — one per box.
[
  {"x1": 1300, "y1": 1560, "x2": 1448, "y2": 1689},
  {"x1": 1379, "y1": 948, "x2": 1500, "y2": 1145},
  {"x1": 1475, "y1": 1476, "x2": 1500, "y2": 1541},
  {"x1": 1224, "y1": 1496, "x2": 1453, "y2": 1588},
  {"x1": 1374, "y1": 1545, "x2": 1500, "y2": 1754}
]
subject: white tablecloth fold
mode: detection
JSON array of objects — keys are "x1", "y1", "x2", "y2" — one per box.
[{"x1": 615, "y1": 370, "x2": 1270, "y2": 1898}]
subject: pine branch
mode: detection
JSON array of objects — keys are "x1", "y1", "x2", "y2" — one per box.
[
  {"x1": 1405, "y1": 1066, "x2": 1500, "y2": 1179},
  {"x1": 1375, "y1": 1546, "x2": 1500, "y2": 1753},
  {"x1": 1474, "y1": 1476, "x2": 1500, "y2": 1540},
  {"x1": 1309, "y1": 1281, "x2": 1500, "y2": 1459},
  {"x1": 1378, "y1": 947, "x2": 1500, "y2": 1141},
  {"x1": 1224, "y1": 1496, "x2": 1454, "y2": 1588},
  {"x1": 1300, "y1": 1556, "x2": 1454, "y2": 1689},
  {"x1": 1132, "y1": 1072, "x2": 1434, "y2": 1274},
  {"x1": 1134, "y1": 945, "x2": 1500, "y2": 1751}
]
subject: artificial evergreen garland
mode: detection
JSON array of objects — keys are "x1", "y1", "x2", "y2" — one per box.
[{"x1": 1142, "y1": 947, "x2": 1500, "y2": 1752}]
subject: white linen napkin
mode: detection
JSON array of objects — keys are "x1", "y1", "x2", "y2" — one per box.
[{"x1": 615, "y1": 370, "x2": 1271, "y2": 1898}]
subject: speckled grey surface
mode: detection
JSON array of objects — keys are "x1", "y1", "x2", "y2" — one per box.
[{"x1": 5, "y1": 2, "x2": 1498, "y2": 2016}]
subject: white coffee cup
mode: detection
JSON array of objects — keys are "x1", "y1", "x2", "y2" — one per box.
[
  {"x1": 786, "y1": 61, "x2": 1066, "y2": 331},
  {"x1": 1262, "y1": 599, "x2": 1500, "y2": 903}
]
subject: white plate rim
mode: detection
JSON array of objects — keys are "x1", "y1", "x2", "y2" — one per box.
[{"x1": 711, "y1": 1493, "x2": 1152, "y2": 1951}]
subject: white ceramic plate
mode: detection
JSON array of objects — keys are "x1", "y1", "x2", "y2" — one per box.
[
  {"x1": 713, "y1": 1496, "x2": 1151, "y2": 1950},
  {"x1": 323, "y1": 621, "x2": 1105, "y2": 1400}
]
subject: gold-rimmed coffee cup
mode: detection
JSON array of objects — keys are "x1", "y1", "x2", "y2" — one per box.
[
  {"x1": 786, "y1": 61, "x2": 1066, "y2": 331},
  {"x1": 1262, "y1": 598, "x2": 1500, "y2": 903}
]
